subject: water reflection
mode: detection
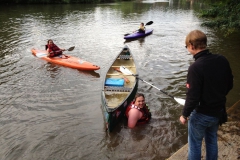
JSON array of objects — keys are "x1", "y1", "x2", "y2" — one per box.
[
  {"x1": 124, "y1": 37, "x2": 145, "y2": 46},
  {"x1": 78, "y1": 70, "x2": 100, "y2": 78},
  {"x1": 44, "y1": 63, "x2": 61, "y2": 79},
  {"x1": 142, "y1": 0, "x2": 170, "y2": 4}
]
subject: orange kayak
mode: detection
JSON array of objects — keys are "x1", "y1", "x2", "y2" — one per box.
[{"x1": 31, "y1": 49, "x2": 100, "y2": 71}]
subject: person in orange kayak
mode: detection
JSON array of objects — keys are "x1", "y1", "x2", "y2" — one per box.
[
  {"x1": 125, "y1": 93, "x2": 151, "y2": 128},
  {"x1": 45, "y1": 39, "x2": 66, "y2": 58}
]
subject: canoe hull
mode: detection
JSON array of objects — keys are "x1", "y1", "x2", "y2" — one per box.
[
  {"x1": 31, "y1": 49, "x2": 100, "y2": 71},
  {"x1": 124, "y1": 29, "x2": 153, "y2": 39},
  {"x1": 101, "y1": 85, "x2": 138, "y2": 132},
  {"x1": 101, "y1": 45, "x2": 138, "y2": 132}
]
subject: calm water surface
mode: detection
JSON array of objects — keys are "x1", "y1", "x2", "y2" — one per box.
[{"x1": 0, "y1": 1, "x2": 239, "y2": 160}]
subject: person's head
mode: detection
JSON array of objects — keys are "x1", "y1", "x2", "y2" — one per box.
[
  {"x1": 185, "y1": 30, "x2": 207, "y2": 51},
  {"x1": 47, "y1": 39, "x2": 54, "y2": 45},
  {"x1": 140, "y1": 23, "x2": 144, "y2": 27},
  {"x1": 134, "y1": 93, "x2": 145, "y2": 108}
]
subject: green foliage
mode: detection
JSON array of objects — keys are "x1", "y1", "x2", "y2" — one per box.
[
  {"x1": 199, "y1": 0, "x2": 240, "y2": 36},
  {"x1": 0, "y1": 0, "x2": 101, "y2": 4}
]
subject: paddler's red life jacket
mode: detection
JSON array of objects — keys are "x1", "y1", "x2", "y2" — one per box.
[
  {"x1": 46, "y1": 43, "x2": 62, "y2": 57},
  {"x1": 125, "y1": 101, "x2": 151, "y2": 124}
]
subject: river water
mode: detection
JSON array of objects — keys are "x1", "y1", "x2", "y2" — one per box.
[{"x1": 0, "y1": 1, "x2": 239, "y2": 160}]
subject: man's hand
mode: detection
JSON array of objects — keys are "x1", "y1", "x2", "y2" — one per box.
[{"x1": 179, "y1": 115, "x2": 188, "y2": 125}]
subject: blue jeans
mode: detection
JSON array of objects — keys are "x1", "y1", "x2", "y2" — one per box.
[{"x1": 188, "y1": 110, "x2": 219, "y2": 160}]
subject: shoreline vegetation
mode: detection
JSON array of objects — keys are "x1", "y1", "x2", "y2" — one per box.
[
  {"x1": 0, "y1": 0, "x2": 124, "y2": 4},
  {"x1": 199, "y1": 0, "x2": 240, "y2": 36}
]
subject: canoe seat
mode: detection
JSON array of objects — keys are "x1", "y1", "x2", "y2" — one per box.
[
  {"x1": 118, "y1": 55, "x2": 131, "y2": 59},
  {"x1": 105, "y1": 78, "x2": 124, "y2": 87},
  {"x1": 105, "y1": 86, "x2": 132, "y2": 92}
]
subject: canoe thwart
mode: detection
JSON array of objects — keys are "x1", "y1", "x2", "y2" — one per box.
[
  {"x1": 118, "y1": 55, "x2": 132, "y2": 59},
  {"x1": 104, "y1": 86, "x2": 132, "y2": 92}
]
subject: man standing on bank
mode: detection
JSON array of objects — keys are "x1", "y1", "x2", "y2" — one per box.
[{"x1": 179, "y1": 30, "x2": 233, "y2": 160}]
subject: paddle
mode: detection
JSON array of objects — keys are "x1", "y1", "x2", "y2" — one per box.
[
  {"x1": 66, "y1": 46, "x2": 75, "y2": 51},
  {"x1": 124, "y1": 21, "x2": 154, "y2": 36},
  {"x1": 36, "y1": 46, "x2": 75, "y2": 58},
  {"x1": 120, "y1": 66, "x2": 186, "y2": 106}
]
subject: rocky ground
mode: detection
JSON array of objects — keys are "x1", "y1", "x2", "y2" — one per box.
[{"x1": 167, "y1": 100, "x2": 240, "y2": 160}]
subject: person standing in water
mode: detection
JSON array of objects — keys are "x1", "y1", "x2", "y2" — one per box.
[{"x1": 125, "y1": 93, "x2": 151, "y2": 128}]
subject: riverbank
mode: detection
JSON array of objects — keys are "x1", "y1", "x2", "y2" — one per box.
[
  {"x1": 167, "y1": 100, "x2": 240, "y2": 160},
  {"x1": 0, "y1": 0, "x2": 103, "y2": 4}
]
